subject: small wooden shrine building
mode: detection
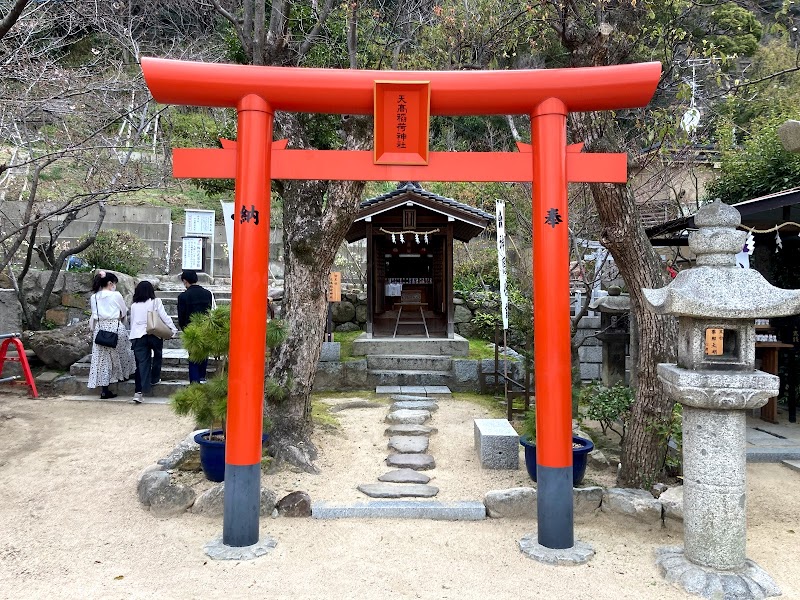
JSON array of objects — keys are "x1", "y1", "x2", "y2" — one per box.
[{"x1": 346, "y1": 182, "x2": 493, "y2": 338}]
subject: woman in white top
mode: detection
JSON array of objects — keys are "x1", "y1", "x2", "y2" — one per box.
[
  {"x1": 128, "y1": 280, "x2": 177, "y2": 403},
  {"x1": 88, "y1": 271, "x2": 136, "y2": 399}
]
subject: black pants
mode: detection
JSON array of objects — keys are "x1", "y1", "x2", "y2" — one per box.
[{"x1": 132, "y1": 335, "x2": 164, "y2": 394}]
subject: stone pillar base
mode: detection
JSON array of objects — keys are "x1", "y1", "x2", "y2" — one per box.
[
  {"x1": 518, "y1": 532, "x2": 594, "y2": 565},
  {"x1": 656, "y1": 547, "x2": 780, "y2": 599},
  {"x1": 204, "y1": 534, "x2": 277, "y2": 560}
]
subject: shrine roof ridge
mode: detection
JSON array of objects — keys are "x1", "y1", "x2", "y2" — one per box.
[{"x1": 360, "y1": 183, "x2": 494, "y2": 222}]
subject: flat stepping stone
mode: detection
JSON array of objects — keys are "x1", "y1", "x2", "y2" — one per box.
[
  {"x1": 378, "y1": 469, "x2": 431, "y2": 484},
  {"x1": 385, "y1": 424, "x2": 437, "y2": 437},
  {"x1": 329, "y1": 400, "x2": 383, "y2": 413},
  {"x1": 390, "y1": 394, "x2": 433, "y2": 402},
  {"x1": 386, "y1": 453, "x2": 436, "y2": 470},
  {"x1": 385, "y1": 409, "x2": 431, "y2": 425},
  {"x1": 388, "y1": 435, "x2": 429, "y2": 454},
  {"x1": 357, "y1": 483, "x2": 439, "y2": 498},
  {"x1": 390, "y1": 400, "x2": 438, "y2": 412}
]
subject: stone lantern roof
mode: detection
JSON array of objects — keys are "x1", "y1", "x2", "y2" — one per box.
[
  {"x1": 589, "y1": 286, "x2": 631, "y2": 314},
  {"x1": 643, "y1": 202, "x2": 800, "y2": 319}
]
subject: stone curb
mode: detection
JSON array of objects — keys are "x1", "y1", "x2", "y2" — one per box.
[{"x1": 311, "y1": 500, "x2": 486, "y2": 520}]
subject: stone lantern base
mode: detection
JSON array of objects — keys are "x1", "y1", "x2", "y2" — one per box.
[{"x1": 656, "y1": 547, "x2": 781, "y2": 599}]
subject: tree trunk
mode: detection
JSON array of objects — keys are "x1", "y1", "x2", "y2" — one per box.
[
  {"x1": 589, "y1": 180, "x2": 677, "y2": 488},
  {"x1": 266, "y1": 115, "x2": 369, "y2": 473}
]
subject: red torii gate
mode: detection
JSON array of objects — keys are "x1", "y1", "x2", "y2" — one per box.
[{"x1": 142, "y1": 58, "x2": 660, "y2": 554}]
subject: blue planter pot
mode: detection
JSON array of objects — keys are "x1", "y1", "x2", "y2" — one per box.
[
  {"x1": 194, "y1": 429, "x2": 270, "y2": 483},
  {"x1": 519, "y1": 435, "x2": 594, "y2": 487}
]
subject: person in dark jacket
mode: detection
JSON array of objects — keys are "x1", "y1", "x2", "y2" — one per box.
[{"x1": 177, "y1": 270, "x2": 214, "y2": 383}]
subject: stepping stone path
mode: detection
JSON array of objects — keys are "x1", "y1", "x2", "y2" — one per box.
[
  {"x1": 378, "y1": 469, "x2": 431, "y2": 484},
  {"x1": 358, "y1": 394, "x2": 443, "y2": 499},
  {"x1": 387, "y1": 453, "x2": 436, "y2": 470},
  {"x1": 384, "y1": 424, "x2": 437, "y2": 436},
  {"x1": 385, "y1": 408, "x2": 431, "y2": 425},
  {"x1": 357, "y1": 483, "x2": 439, "y2": 498},
  {"x1": 390, "y1": 400, "x2": 439, "y2": 412},
  {"x1": 388, "y1": 435, "x2": 429, "y2": 454}
]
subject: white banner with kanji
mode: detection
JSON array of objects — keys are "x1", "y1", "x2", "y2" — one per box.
[{"x1": 496, "y1": 200, "x2": 509, "y2": 330}]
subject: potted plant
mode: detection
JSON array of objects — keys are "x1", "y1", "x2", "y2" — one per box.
[
  {"x1": 519, "y1": 407, "x2": 594, "y2": 486},
  {"x1": 171, "y1": 305, "x2": 284, "y2": 482}
]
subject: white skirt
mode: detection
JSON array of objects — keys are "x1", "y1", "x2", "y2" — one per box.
[{"x1": 87, "y1": 319, "x2": 136, "y2": 389}]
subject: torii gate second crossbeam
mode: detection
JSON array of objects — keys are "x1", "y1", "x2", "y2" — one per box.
[{"x1": 142, "y1": 57, "x2": 661, "y2": 557}]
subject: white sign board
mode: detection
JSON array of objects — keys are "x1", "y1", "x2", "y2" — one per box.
[
  {"x1": 182, "y1": 237, "x2": 204, "y2": 271},
  {"x1": 185, "y1": 209, "x2": 215, "y2": 237},
  {"x1": 221, "y1": 201, "x2": 235, "y2": 274},
  {"x1": 495, "y1": 200, "x2": 509, "y2": 330}
]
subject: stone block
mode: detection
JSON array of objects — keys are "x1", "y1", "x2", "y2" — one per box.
[
  {"x1": 578, "y1": 345, "x2": 602, "y2": 364},
  {"x1": 601, "y1": 488, "x2": 662, "y2": 525},
  {"x1": 453, "y1": 304, "x2": 473, "y2": 323},
  {"x1": 344, "y1": 359, "x2": 368, "y2": 388},
  {"x1": 45, "y1": 308, "x2": 68, "y2": 326},
  {"x1": 473, "y1": 418, "x2": 520, "y2": 470},
  {"x1": 311, "y1": 500, "x2": 486, "y2": 520},
  {"x1": 579, "y1": 362, "x2": 601, "y2": 381},
  {"x1": 357, "y1": 483, "x2": 439, "y2": 498},
  {"x1": 35, "y1": 371, "x2": 61, "y2": 383},
  {"x1": 277, "y1": 491, "x2": 312, "y2": 517},
  {"x1": 453, "y1": 359, "x2": 478, "y2": 383},
  {"x1": 376, "y1": 385, "x2": 402, "y2": 396},
  {"x1": 331, "y1": 300, "x2": 356, "y2": 323},
  {"x1": 484, "y1": 487, "x2": 536, "y2": 518},
  {"x1": 659, "y1": 485, "x2": 683, "y2": 529},
  {"x1": 319, "y1": 341, "x2": 340, "y2": 362},
  {"x1": 60, "y1": 292, "x2": 87, "y2": 309},
  {"x1": 779, "y1": 119, "x2": 800, "y2": 153},
  {"x1": 314, "y1": 361, "x2": 344, "y2": 390},
  {"x1": 0, "y1": 290, "x2": 23, "y2": 335},
  {"x1": 573, "y1": 486, "x2": 603, "y2": 516}
]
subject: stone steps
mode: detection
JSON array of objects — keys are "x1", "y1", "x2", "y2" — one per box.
[
  {"x1": 368, "y1": 370, "x2": 452, "y2": 387},
  {"x1": 366, "y1": 354, "x2": 453, "y2": 371},
  {"x1": 57, "y1": 376, "x2": 186, "y2": 398},
  {"x1": 352, "y1": 334, "x2": 469, "y2": 357},
  {"x1": 55, "y1": 349, "x2": 220, "y2": 399},
  {"x1": 69, "y1": 363, "x2": 216, "y2": 382}
]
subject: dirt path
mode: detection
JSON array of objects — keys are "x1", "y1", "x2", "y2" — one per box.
[{"x1": 0, "y1": 393, "x2": 798, "y2": 600}]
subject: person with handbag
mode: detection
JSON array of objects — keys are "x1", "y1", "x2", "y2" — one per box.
[
  {"x1": 128, "y1": 280, "x2": 178, "y2": 403},
  {"x1": 88, "y1": 270, "x2": 136, "y2": 399}
]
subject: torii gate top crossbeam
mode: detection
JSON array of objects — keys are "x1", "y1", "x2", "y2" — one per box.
[{"x1": 142, "y1": 58, "x2": 661, "y2": 115}]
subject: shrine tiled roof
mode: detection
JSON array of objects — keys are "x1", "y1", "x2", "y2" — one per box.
[{"x1": 360, "y1": 182, "x2": 494, "y2": 222}]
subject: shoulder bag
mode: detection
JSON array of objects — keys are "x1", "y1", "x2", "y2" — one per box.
[
  {"x1": 93, "y1": 295, "x2": 120, "y2": 348},
  {"x1": 147, "y1": 298, "x2": 173, "y2": 340}
]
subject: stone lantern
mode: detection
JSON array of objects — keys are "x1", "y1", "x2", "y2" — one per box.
[
  {"x1": 643, "y1": 202, "x2": 800, "y2": 599},
  {"x1": 589, "y1": 286, "x2": 630, "y2": 386}
]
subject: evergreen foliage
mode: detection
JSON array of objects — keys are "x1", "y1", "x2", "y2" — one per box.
[{"x1": 171, "y1": 304, "x2": 287, "y2": 435}]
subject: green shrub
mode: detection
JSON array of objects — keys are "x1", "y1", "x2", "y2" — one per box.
[
  {"x1": 579, "y1": 381, "x2": 634, "y2": 442},
  {"x1": 171, "y1": 305, "x2": 287, "y2": 436},
  {"x1": 80, "y1": 230, "x2": 151, "y2": 276}
]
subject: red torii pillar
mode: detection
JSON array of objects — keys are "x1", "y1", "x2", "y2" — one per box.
[{"x1": 142, "y1": 58, "x2": 660, "y2": 553}]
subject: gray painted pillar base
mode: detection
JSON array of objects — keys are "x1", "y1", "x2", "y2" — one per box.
[
  {"x1": 656, "y1": 547, "x2": 780, "y2": 599},
  {"x1": 683, "y1": 407, "x2": 746, "y2": 570},
  {"x1": 519, "y1": 532, "x2": 594, "y2": 565},
  {"x1": 536, "y1": 465, "x2": 573, "y2": 549},
  {"x1": 223, "y1": 463, "x2": 261, "y2": 547}
]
